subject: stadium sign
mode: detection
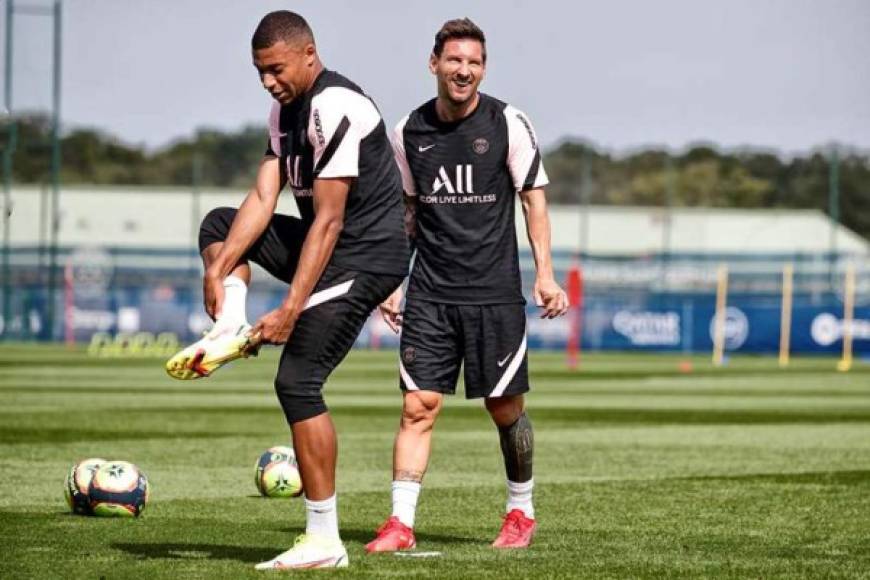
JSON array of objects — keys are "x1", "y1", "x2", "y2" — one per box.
[
  {"x1": 708, "y1": 307, "x2": 749, "y2": 350},
  {"x1": 810, "y1": 313, "x2": 870, "y2": 346},
  {"x1": 612, "y1": 310, "x2": 680, "y2": 346}
]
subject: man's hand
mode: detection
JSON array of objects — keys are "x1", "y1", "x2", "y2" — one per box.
[
  {"x1": 379, "y1": 286, "x2": 404, "y2": 334},
  {"x1": 533, "y1": 277, "x2": 569, "y2": 319},
  {"x1": 203, "y1": 271, "x2": 225, "y2": 321},
  {"x1": 250, "y1": 305, "x2": 300, "y2": 345}
]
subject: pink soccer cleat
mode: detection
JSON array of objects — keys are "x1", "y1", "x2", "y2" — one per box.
[
  {"x1": 366, "y1": 516, "x2": 417, "y2": 553},
  {"x1": 491, "y1": 509, "x2": 536, "y2": 549}
]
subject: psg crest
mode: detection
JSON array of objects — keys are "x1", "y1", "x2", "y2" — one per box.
[{"x1": 473, "y1": 138, "x2": 489, "y2": 155}]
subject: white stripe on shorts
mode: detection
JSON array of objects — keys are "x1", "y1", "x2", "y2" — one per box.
[
  {"x1": 303, "y1": 279, "x2": 355, "y2": 310},
  {"x1": 399, "y1": 361, "x2": 420, "y2": 391},
  {"x1": 488, "y1": 333, "x2": 527, "y2": 398}
]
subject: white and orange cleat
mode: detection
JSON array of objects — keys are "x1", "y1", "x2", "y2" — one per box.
[
  {"x1": 365, "y1": 517, "x2": 417, "y2": 553},
  {"x1": 165, "y1": 323, "x2": 259, "y2": 380},
  {"x1": 255, "y1": 534, "x2": 348, "y2": 570},
  {"x1": 491, "y1": 509, "x2": 536, "y2": 549}
]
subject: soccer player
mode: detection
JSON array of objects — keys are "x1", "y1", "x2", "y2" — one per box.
[
  {"x1": 166, "y1": 11, "x2": 410, "y2": 570},
  {"x1": 366, "y1": 19, "x2": 567, "y2": 552}
]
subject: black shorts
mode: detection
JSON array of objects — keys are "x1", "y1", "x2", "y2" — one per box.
[
  {"x1": 398, "y1": 298, "x2": 529, "y2": 399},
  {"x1": 200, "y1": 207, "x2": 308, "y2": 284},
  {"x1": 200, "y1": 207, "x2": 403, "y2": 422}
]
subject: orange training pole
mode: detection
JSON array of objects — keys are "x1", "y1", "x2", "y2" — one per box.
[{"x1": 566, "y1": 263, "x2": 583, "y2": 369}]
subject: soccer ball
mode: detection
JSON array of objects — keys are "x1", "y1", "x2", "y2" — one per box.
[
  {"x1": 88, "y1": 460, "x2": 150, "y2": 517},
  {"x1": 254, "y1": 446, "x2": 303, "y2": 498},
  {"x1": 64, "y1": 457, "x2": 106, "y2": 515}
]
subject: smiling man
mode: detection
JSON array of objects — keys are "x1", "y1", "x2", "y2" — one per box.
[
  {"x1": 366, "y1": 19, "x2": 567, "y2": 553},
  {"x1": 165, "y1": 10, "x2": 409, "y2": 570}
]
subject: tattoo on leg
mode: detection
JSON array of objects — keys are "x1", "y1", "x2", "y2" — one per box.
[
  {"x1": 395, "y1": 469, "x2": 425, "y2": 483},
  {"x1": 498, "y1": 412, "x2": 534, "y2": 483}
]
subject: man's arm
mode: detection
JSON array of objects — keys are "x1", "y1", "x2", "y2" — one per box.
[
  {"x1": 403, "y1": 192, "x2": 418, "y2": 245},
  {"x1": 378, "y1": 192, "x2": 416, "y2": 333},
  {"x1": 251, "y1": 177, "x2": 350, "y2": 344},
  {"x1": 378, "y1": 115, "x2": 416, "y2": 333},
  {"x1": 283, "y1": 177, "x2": 349, "y2": 313},
  {"x1": 203, "y1": 155, "x2": 284, "y2": 319},
  {"x1": 519, "y1": 187, "x2": 568, "y2": 319}
]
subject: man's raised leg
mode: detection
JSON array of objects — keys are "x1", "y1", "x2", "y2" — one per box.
[
  {"x1": 201, "y1": 241, "x2": 252, "y2": 327},
  {"x1": 166, "y1": 208, "x2": 259, "y2": 380}
]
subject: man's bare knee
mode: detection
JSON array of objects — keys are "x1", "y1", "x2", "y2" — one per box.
[
  {"x1": 400, "y1": 391, "x2": 443, "y2": 431},
  {"x1": 201, "y1": 242, "x2": 223, "y2": 266},
  {"x1": 485, "y1": 394, "x2": 524, "y2": 428}
]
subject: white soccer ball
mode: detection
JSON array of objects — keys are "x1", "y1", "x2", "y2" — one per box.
[
  {"x1": 254, "y1": 446, "x2": 303, "y2": 498},
  {"x1": 64, "y1": 457, "x2": 106, "y2": 515},
  {"x1": 88, "y1": 460, "x2": 150, "y2": 517}
]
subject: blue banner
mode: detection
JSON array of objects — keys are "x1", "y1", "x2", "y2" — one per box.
[
  {"x1": 541, "y1": 297, "x2": 870, "y2": 354},
  {"x1": 3, "y1": 284, "x2": 868, "y2": 355}
]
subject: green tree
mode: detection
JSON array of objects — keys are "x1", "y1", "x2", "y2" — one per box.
[{"x1": 4, "y1": 113, "x2": 869, "y2": 240}]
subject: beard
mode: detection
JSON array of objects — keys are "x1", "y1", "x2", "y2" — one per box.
[{"x1": 440, "y1": 79, "x2": 477, "y2": 106}]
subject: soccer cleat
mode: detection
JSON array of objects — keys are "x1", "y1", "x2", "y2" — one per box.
[
  {"x1": 165, "y1": 322, "x2": 259, "y2": 380},
  {"x1": 365, "y1": 516, "x2": 417, "y2": 553},
  {"x1": 491, "y1": 509, "x2": 536, "y2": 549},
  {"x1": 254, "y1": 534, "x2": 349, "y2": 570}
]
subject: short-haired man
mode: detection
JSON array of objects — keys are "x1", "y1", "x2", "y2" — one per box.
[
  {"x1": 166, "y1": 11, "x2": 409, "y2": 570},
  {"x1": 366, "y1": 18, "x2": 567, "y2": 552}
]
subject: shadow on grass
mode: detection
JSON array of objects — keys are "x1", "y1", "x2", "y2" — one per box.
[
  {"x1": 342, "y1": 527, "x2": 480, "y2": 547},
  {"x1": 6, "y1": 404, "x2": 870, "y2": 445},
  {"x1": 680, "y1": 469, "x2": 870, "y2": 486},
  {"x1": 268, "y1": 527, "x2": 479, "y2": 547},
  {"x1": 4, "y1": 384, "x2": 868, "y2": 399},
  {"x1": 113, "y1": 529, "x2": 480, "y2": 565},
  {"x1": 113, "y1": 542, "x2": 280, "y2": 563},
  {"x1": 531, "y1": 366, "x2": 870, "y2": 381},
  {"x1": 0, "y1": 427, "x2": 222, "y2": 445}
]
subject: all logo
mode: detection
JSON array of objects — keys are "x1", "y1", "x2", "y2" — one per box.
[
  {"x1": 286, "y1": 155, "x2": 312, "y2": 195},
  {"x1": 432, "y1": 165, "x2": 474, "y2": 194},
  {"x1": 288, "y1": 156, "x2": 302, "y2": 187}
]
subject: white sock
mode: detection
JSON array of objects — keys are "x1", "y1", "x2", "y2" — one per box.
[
  {"x1": 391, "y1": 481, "x2": 421, "y2": 528},
  {"x1": 218, "y1": 275, "x2": 248, "y2": 326},
  {"x1": 304, "y1": 494, "x2": 340, "y2": 541},
  {"x1": 506, "y1": 478, "x2": 534, "y2": 519}
]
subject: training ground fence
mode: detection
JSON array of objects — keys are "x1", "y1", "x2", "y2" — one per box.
[{"x1": 1, "y1": 246, "x2": 868, "y2": 359}]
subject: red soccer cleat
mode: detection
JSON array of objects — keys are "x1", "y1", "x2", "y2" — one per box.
[
  {"x1": 365, "y1": 516, "x2": 417, "y2": 553},
  {"x1": 491, "y1": 509, "x2": 536, "y2": 549}
]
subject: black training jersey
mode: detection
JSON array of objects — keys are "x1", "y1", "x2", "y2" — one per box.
[
  {"x1": 393, "y1": 93, "x2": 548, "y2": 305},
  {"x1": 266, "y1": 69, "x2": 410, "y2": 277}
]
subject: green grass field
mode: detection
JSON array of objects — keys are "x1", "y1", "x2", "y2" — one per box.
[{"x1": 1, "y1": 344, "x2": 869, "y2": 578}]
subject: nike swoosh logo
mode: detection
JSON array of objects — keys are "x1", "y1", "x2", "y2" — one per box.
[
  {"x1": 418, "y1": 144, "x2": 436, "y2": 152},
  {"x1": 497, "y1": 353, "x2": 512, "y2": 367}
]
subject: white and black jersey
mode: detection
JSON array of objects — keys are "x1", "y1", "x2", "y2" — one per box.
[
  {"x1": 394, "y1": 93, "x2": 548, "y2": 304},
  {"x1": 266, "y1": 69, "x2": 410, "y2": 277}
]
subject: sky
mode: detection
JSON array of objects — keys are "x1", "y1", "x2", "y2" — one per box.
[{"x1": 5, "y1": 0, "x2": 870, "y2": 154}]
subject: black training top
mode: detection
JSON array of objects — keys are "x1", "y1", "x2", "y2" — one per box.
[
  {"x1": 266, "y1": 69, "x2": 410, "y2": 277},
  {"x1": 393, "y1": 93, "x2": 549, "y2": 304}
]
